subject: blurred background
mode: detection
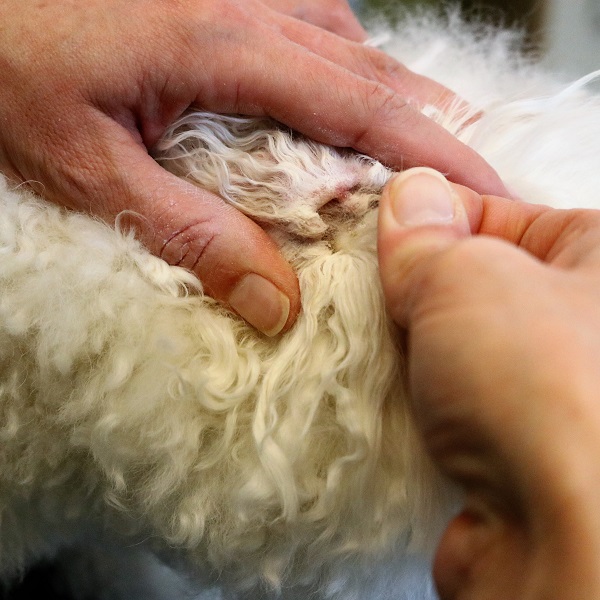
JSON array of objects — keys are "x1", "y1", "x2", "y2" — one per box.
[{"x1": 352, "y1": 0, "x2": 600, "y2": 77}]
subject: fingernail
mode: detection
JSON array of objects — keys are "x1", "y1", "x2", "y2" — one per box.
[
  {"x1": 228, "y1": 274, "x2": 290, "y2": 337},
  {"x1": 388, "y1": 167, "x2": 456, "y2": 227}
]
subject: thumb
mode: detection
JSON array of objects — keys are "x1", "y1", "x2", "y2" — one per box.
[
  {"x1": 135, "y1": 164, "x2": 300, "y2": 337},
  {"x1": 80, "y1": 121, "x2": 300, "y2": 337},
  {"x1": 140, "y1": 172, "x2": 300, "y2": 337},
  {"x1": 377, "y1": 167, "x2": 477, "y2": 327}
]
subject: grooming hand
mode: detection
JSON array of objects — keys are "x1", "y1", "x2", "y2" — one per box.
[
  {"x1": 0, "y1": 0, "x2": 506, "y2": 335},
  {"x1": 260, "y1": 0, "x2": 367, "y2": 41},
  {"x1": 378, "y1": 168, "x2": 600, "y2": 599}
]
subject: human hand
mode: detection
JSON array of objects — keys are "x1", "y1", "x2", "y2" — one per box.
[
  {"x1": 0, "y1": 0, "x2": 506, "y2": 336},
  {"x1": 260, "y1": 0, "x2": 367, "y2": 41},
  {"x1": 378, "y1": 168, "x2": 600, "y2": 599}
]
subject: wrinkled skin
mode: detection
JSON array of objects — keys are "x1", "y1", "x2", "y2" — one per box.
[{"x1": 0, "y1": 0, "x2": 505, "y2": 334}]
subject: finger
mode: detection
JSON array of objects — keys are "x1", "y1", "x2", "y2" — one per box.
[
  {"x1": 272, "y1": 11, "x2": 458, "y2": 110},
  {"x1": 115, "y1": 152, "x2": 300, "y2": 338},
  {"x1": 134, "y1": 174, "x2": 300, "y2": 337},
  {"x1": 475, "y1": 195, "x2": 600, "y2": 270},
  {"x1": 434, "y1": 509, "x2": 527, "y2": 600},
  {"x1": 399, "y1": 181, "x2": 600, "y2": 272},
  {"x1": 377, "y1": 167, "x2": 474, "y2": 326},
  {"x1": 201, "y1": 27, "x2": 507, "y2": 197},
  {"x1": 262, "y1": 0, "x2": 367, "y2": 41},
  {"x1": 38, "y1": 112, "x2": 301, "y2": 336},
  {"x1": 313, "y1": 4, "x2": 367, "y2": 42}
]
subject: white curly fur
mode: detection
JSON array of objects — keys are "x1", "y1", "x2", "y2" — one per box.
[{"x1": 2, "y1": 10, "x2": 600, "y2": 600}]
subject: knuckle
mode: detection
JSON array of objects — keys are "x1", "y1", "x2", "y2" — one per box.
[
  {"x1": 361, "y1": 48, "x2": 449, "y2": 107},
  {"x1": 159, "y1": 221, "x2": 218, "y2": 275},
  {"x1": 365, "y1": 48, "x2": 408, "y2": 83},
  {"x1": 352, "y1": 82, "x2": 411, "y2": 148},
  {"x1": 367, "y1": 81, "x2": 407, "y2": 121}
]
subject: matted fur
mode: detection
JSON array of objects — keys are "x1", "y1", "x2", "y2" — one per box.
[{"x1": 2, "y1": 10, "x2": 600, "y2": 600}]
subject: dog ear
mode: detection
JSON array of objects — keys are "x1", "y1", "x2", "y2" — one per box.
[{"x1": 155, "y1": 111, "x2": 391, "y2": 238}]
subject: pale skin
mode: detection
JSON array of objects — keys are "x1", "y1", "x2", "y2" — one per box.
[
  {"x1": 0, "y1": 0, "x2": 506, "y2": 336},
  {"x1": 378, "y1": 168, "x2": 600, "y2": 599}
]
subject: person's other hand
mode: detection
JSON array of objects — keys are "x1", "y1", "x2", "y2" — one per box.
[
  {"x1": 0, "y1": 0, "x2": 506, "y2": 335},
  {"x1": 378, "y1": 167, "x2": 600, "y2": 599}
]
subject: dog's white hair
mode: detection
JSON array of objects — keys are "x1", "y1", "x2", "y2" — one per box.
[{"x1": 2, "y1": 10, "x2": 600, "y2": 600}]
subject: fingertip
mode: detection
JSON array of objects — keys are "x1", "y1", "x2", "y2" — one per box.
[
  {"x1": 228, "y1": 271, "x2": 298, "y2": 337},
  {"x1": 212, "y1": 217, "x2": 301, "y2": 336},
  {"x1": 433, "y1": 511, "x2": 487, "y2": 600},
  {"x1": 482, "y1": 175, "x2": 511, "y2": 200},
  {"x1": 454, "y1": 155, "x2": 510, "y2": 199},
  {"x1": 380, "y1": 168, "x2": 471, "y2": 234},
  {"x1": 194, "y1": 220, "x2": 301, "y2": 336}
]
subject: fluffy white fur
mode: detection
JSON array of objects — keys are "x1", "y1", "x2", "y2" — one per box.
[{"x1": 2, "y1": 10, "x2": 600, "y2": 600}]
